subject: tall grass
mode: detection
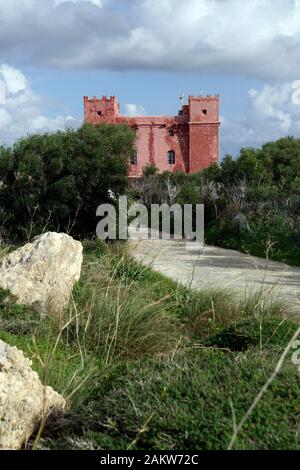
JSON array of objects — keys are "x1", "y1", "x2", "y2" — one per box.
[
  {"x1": 62, "y1": 248, "x2": 184, "y2": 363},
  {"x1": 1, "y1": 239, "x2": 298, "y2": 450}
]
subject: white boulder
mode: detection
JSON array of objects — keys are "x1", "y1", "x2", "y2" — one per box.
[
  {"x1": 0, "y1": 339, "x2": 65, "y2": 450},
  {"x1": 0, "y1": 232, "x2": 83, "y2": 314}
]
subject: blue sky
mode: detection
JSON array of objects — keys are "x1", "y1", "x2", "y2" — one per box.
[
  {"x1": 1, "y1": 0, "x2": 300, "y2": 157},
  {"x1": 27, "y1": 68, "x2": 266, "y2": 156}
]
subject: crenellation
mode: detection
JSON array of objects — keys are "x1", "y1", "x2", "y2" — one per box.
[{"x1": 84, "y1": 94, "x2": 220, "y2": 177}]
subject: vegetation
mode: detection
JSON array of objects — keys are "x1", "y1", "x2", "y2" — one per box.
[
  {"x1": 132, "y1": 137, "x2": 300, "y2": 266},
  {"x1": 1, "y1": 130, "x2": 300, "y2": 264},
  {"x1": 1, "y1": 241, "x2": 299, "y2": 450},
  {"x1": 1, "y1": 129, "x2": 300, "y2": 450},
  {"x1": 0, "y1": 124, "x2": 135, "y2": 242}
]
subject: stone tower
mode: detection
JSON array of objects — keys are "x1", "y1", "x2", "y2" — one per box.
[
  {"x1": 84, "y1": 94, "x2": 220, "y2": 177},
  {"x1": 188, "y1": 95, "x2": 220, "y2": 173}
]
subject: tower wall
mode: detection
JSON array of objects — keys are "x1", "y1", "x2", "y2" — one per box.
[
  {"x1": 84, "y1": 96, "x2": 119, "y2": 124},
  {"x1": 84, "y1": 95, "x2": 220, "y2": 176},
  {"x1": 188, "y1": 95, "x2": 220, "y2": 173}
]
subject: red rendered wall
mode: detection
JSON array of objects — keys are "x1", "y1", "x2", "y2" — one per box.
[
  {"x1": 189, "y1": 123, "x2": 219, "y2": 172},
  {"x1": 84, "y1": 95, "x2": 220, "y2": 177}
]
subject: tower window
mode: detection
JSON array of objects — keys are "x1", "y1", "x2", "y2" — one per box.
[
  {"x1": 97, "y1": 111, "x2": 102, "y2": 116},
  {"x1": 169, "y1": 129, "x2": 174, "y2": 136},
  {"x1": 167, "y1": 150, "x2": 175, "y2": 165},
  {"x1": 202, "y1": 109, "x2": 207, "y2": 115},
  {"x1": 130, "y1": 153, "x2": 137, "y2": 165}
]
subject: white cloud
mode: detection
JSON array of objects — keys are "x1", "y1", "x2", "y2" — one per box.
[
  {"x1": 0, "y1": 109, "x2": 12, "y2": 130},
  {"x1": 54, "y1": 0, "x2": 101, "y2": 6},
  {"x1": 222, "y1": 81, "x2": 300, "y2": 154},
  {"x1": 124, "y1": 103, "x2": 147, "y2": 117},
  {"x1": 0, "y1": 0, "x2": 300, "y2": 78},
  {"x1": 247, "y1": 84, "x2": 293, "y2": 132},
  {"x1": 0, "y1": 64, "x2": 27, "y2": 94},
  {"x1": 0, "y1": 80, "x2": 6, "y2": 105},
  {"x1": 0, "y1": 65, "x2": 80, "y2": 145}
]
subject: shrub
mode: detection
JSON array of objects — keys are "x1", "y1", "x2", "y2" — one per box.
[{"x1": 0, "y1": 124, "x2": 135, "y2": 242}]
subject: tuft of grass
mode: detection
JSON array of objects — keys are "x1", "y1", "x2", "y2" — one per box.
[
  {"x1": 0, "y1": 288, "x2": 40, "y2": 336},
  {"x1": 64, "y1": 254, "x2": 184, "y2": 363},
  {"x1": 179, "y1": 287, "x2": 291, "y2": 344},
  {"x1": 204, "y1": 314, "x2": 297, "y2": 352},
  {"x1": 0, "y1": 326, "x2": 97, "y2": 409}
]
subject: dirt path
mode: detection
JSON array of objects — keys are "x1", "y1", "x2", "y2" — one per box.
[{"x1": 129, "y1": 234, "x2": 300, "y2": 319}]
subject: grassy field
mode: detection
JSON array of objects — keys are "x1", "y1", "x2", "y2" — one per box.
[{"x1": 0, "y1": 240, "x2": 299, "y2": 450}]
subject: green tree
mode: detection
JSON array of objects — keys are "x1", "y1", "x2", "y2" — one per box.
[
  {"x1": 262, "y1": 137, "x2": 300, "y2": 188},
  {"x1": 0, "y1": 123, "x2": 135, "y2": 241}
]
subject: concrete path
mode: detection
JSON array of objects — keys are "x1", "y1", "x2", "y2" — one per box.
[{"x1": 129, "y1": 234, "x2": 300, "y2": 320}]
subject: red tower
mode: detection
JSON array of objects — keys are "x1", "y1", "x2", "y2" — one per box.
[
  {"x1": 83, "y1": 96, "x2": 119, "y2": 124},
  {"x1": 188, "y1": 96, "x2": 220, "y2": 173},
  {"x1": 84, "y1": 94, "x2": 220, "y2": 177}
]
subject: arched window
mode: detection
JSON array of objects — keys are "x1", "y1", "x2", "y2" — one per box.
[{"x1": 167, "y1": 150, "x2": 175, "y2": 165}]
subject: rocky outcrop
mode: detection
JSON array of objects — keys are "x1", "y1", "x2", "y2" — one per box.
[
  {"x1": 0, "y1": 232, "x2": 83, "y2": 314},
  {"x1": 0, "y1": 339, "x2": 65, "y2": 450}
]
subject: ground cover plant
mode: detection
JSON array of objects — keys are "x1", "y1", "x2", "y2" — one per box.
[{"x1": 1, "y1": 240, "x2": 299, "y2": 450}]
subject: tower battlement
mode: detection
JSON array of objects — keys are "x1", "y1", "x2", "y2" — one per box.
[
  {"x1": 188, "y1": 95, "x2": 219, "y2": 123},
  {"x1": 191, "y1": 94, "x2": 219, "y2": 99},
  {"x1": 84, "y1": 95, "x2": 118, "y2": 102},
  {"x1": 84, "y1": 95, "x2": 119, "y2": 124}
]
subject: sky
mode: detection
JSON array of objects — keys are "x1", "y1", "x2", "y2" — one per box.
[{"x1": 1, "y1": 0, "x2": 300, "y2": 157}]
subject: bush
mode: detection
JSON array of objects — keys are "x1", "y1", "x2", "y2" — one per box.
[{"x1": 0, "y1": 124, "x2": 135, "y2": 242}]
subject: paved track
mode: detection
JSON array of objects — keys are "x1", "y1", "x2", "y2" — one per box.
[{"x1": 129, "y1": 235, "x2": 300, "y2": 320}]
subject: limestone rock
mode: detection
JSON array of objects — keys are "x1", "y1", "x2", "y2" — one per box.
[
  {"x1": 0, "y1": 232, "x2": 83, "y2": 314},
  {"x1": 0, "y1": 339, "x2": 65, "y2": 450}
]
